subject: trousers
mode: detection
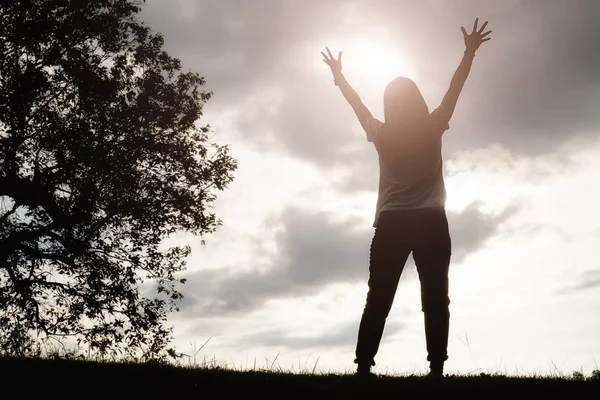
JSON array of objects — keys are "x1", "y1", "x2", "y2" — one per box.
[{"x1": 355, "y1": 207, "x2": 452, "y2": 366}]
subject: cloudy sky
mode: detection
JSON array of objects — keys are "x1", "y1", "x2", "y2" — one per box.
[{"x1": 139, "y1": 0, "x2": 600, "y2": 375}]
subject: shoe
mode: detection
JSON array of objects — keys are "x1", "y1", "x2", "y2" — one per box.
[
  {"x1": 428, "y1": 361, "x2": 444, "y2": 378},
  {"x1": 356, "y1": 364, "x2": 372, "y2": 376},
  {"x1": 354, "y1": 358, "x2": 376, "y2": 378}
]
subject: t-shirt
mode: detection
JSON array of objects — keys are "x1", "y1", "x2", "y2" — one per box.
[{"x1": 365, "y1": 106, "x2": 451, "y2": 227}]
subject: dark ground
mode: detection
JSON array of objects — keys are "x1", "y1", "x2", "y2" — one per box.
[{"x1": 1, "y1": 356, "x2": 598, "y2": 398}]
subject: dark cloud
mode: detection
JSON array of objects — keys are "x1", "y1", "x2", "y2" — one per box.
[
  {"x1": 179, "y1": 202, "x2": 517, "y2": 317},
  {"x1": 458, "y1": 0, "x2": 600, "y2": 155},
  {"x1": 139, "y1": 0, "x2": 348, "y2": 101}
]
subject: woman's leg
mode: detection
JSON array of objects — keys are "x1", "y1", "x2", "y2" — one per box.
[
  {"x1": 355, "y1": 212, "x2": 412, "y2": 372},
  {"x1": 412, "y1": 209, "x2": 452, "y2": 375}
]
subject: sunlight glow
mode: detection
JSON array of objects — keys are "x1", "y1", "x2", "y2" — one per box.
[{"x1": 343, "y1": 39, "x2": 417, "y2": 87}]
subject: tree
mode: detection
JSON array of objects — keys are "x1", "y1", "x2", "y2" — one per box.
[{"x1": 0, "y1": 0, "x2": 236, "y2": 359}]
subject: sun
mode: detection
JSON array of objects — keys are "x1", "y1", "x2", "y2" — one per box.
[{"x1": 342, "y1": 39, "x2": 417, "y2": 87}]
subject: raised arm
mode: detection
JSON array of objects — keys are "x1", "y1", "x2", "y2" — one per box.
[
  {"x1": 439, "y1": 18, "x2": 492, "y2": 123},
  {"x1": 321, "y1": 47, "x2": 372, "y2": 131}
]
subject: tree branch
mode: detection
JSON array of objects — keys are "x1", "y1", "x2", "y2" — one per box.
[
  {"x1": 16, "y1": 243, "x2": 75, "y2": 267},
  {"x1": 0, "y1": 176, "x2": 71, "y2": 225},
  {"x1": 26, "y1": 81, "x2": 73, "y2": 126},
  {"x1": 0, "y1": 201, "x2": 18, "y2": 224}
]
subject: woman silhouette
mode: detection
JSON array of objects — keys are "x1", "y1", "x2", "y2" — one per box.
[{"x1": 321, "y1": 18, "x2": 491, "y2": 377}]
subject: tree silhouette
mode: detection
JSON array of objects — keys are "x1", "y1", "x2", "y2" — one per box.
[{"x1": 0, "y1": 0, "x2": 236, "y2": 359}]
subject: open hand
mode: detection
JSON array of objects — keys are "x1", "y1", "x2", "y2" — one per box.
[
  {"x1": 321, "y1": 47, "x2": 342, "y2": 76},
  {"x1": 461, "y1": 18, "x2": 492, "y2": 53}
]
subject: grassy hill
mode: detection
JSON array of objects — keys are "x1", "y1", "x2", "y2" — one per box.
[{"x1": 2, "y1": 356, "x2": 599, "y2": 398}]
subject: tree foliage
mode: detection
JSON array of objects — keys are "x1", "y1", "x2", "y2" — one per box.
[{"x1": 0, "y1": 0, "x2": 236, "y2": 359}]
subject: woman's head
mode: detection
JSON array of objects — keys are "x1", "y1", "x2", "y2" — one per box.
[
  {"x1": 378, "y1": 77, "x2": 437, "y2": 177},
  {"x1": 383, "y1": 77, "x2": 429, "y2": 131}
]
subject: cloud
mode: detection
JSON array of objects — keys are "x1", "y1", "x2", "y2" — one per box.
[
  {"x1": 448, "y1": 201, "x2": 518, "y2": 263},
  {"x1": 178, "y1": 201, "x2": 517, "y2": 317},
  {"x1": 558, "y1": 269, "x2": 600, "y2": 294},
  {"x1": 367, "y1": 0, "x2": 600, "y2": 155},
  {"x1": 181, "y1": 209, "x2": 371, "y2": 315},
  {"x1": 139, "y1": 0, "x2": 600, "y2": 170},
  {"x1": 231, "y1": 319, "x2": 405, "y2": 351},
  {"x1": 139, "y1": 0, "x2": 350, "y2": 100}
]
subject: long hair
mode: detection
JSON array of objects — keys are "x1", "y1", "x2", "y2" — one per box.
[
  {"x1": 383, "y1": 77, "x2": 429, "y2": 129},
  {"x1": 377, "y1": 77, "x2": 439, "y2": 181}
]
